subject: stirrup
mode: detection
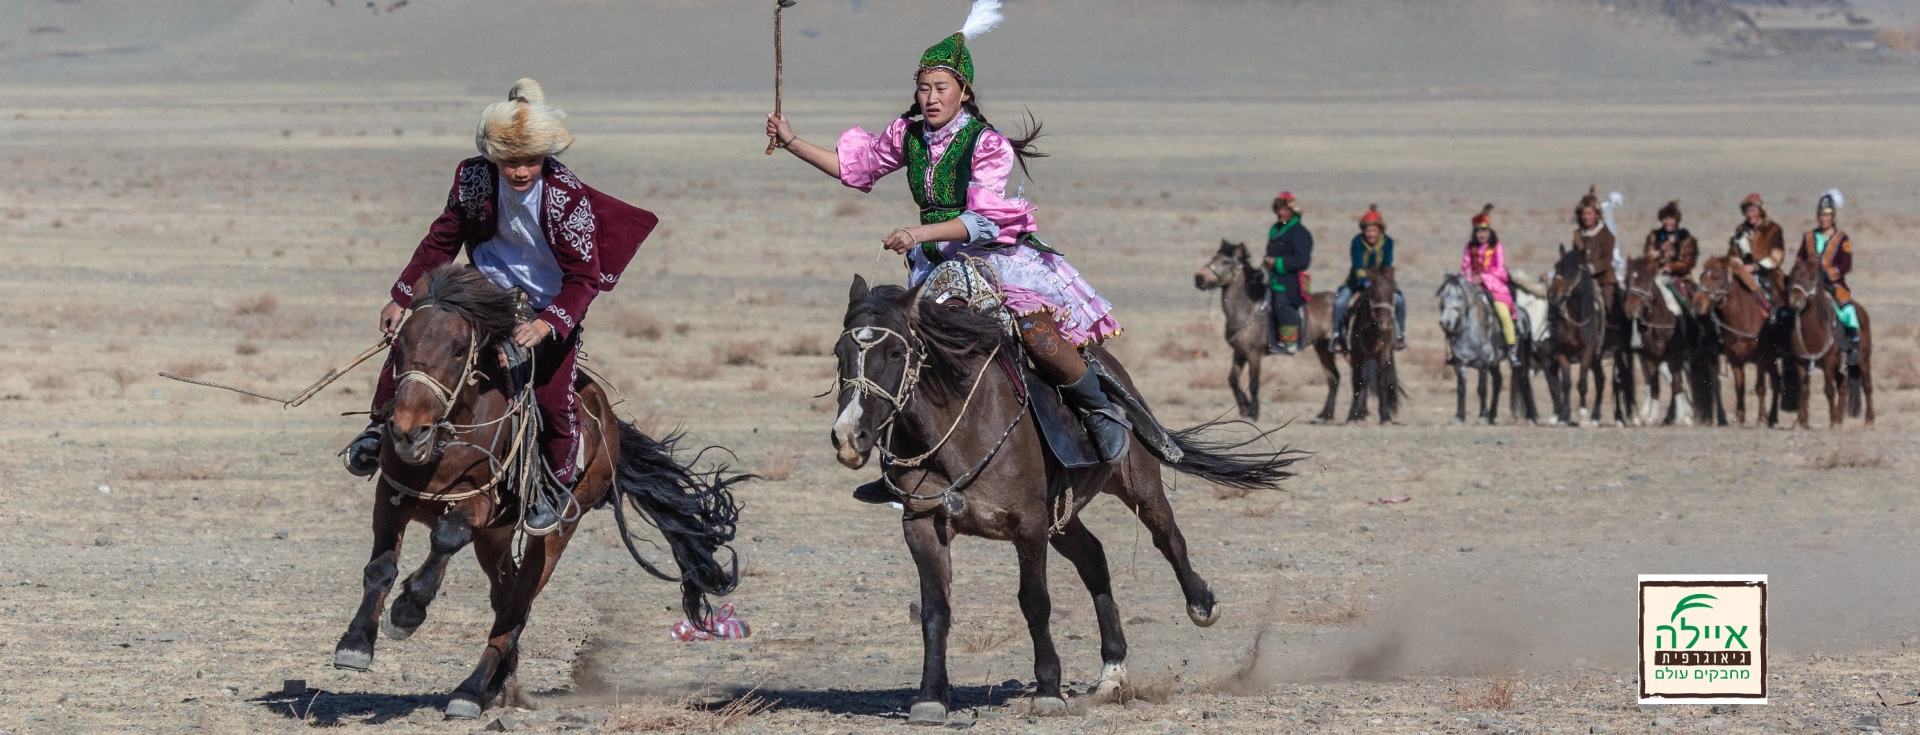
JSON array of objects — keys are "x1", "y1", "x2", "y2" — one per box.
[{"x1": 852, "y1": 480, "x2": 893, "y2": 505}]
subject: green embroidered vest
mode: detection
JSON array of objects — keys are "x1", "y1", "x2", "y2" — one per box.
[{"x1": 906, "y1": 117, "x2": 986, "y2": 264}]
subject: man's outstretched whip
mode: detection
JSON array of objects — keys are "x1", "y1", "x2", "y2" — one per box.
[{"x1": 764, "y1": 0, "x2": 797, "y2": 155}]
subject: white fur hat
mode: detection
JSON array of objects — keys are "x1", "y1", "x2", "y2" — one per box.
[{"x1": 475, "y1": 79, "x2": 573, "y2": 161}]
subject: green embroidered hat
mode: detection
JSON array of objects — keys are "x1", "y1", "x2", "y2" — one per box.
[{"x1": 916, "y1": 0, "x2": 1002, "y2": 86}]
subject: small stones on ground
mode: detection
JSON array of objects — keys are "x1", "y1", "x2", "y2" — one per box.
[
  {"x1": 1629, "y1": 474, "x2": 1649, "y2": 482},
  {"x1": 275, "y1": 529, "x2": 290, "y2": 539},
  {"x1": 1201, "y1": 710, "x2": 1220, "y2": 720},
  {"x1": 1459, "y1": 546, "x2": 1475, "y2": 552},
  {"x1": 1651, "y1": 716, "x2": 1677, "y2": 727},
  {"x1": 94, "y1": 535, "x2": 111, "y2": 547},
  {"x1": 1125, "y1": 699, "x2": 1153, "y2": 710},
  {"x1": 1473, "y1": 479, "x2": 1491, "y2": 489},
  {"x1": 1589, "y1": 725, "x2": 1607, "y2": 734},
  {"x1": 788, "y1": 546, "x2": 814, "y2": 555},
  {"x1": 483, "y1": 712, "x2": 519, "y2": 731}
]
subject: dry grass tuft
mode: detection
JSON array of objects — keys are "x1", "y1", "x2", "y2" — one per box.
[
  {"x1": 715, "y1": 340, "x2": 768, "y2": 367},
  {"x1": 1155, "y1": 339, "x2": 1208, "y2": 362},
  {"x1": 674, "y1": 323, "x2": 693, "y2": 336},
  {"x1": 672, "y1": 359, "x2": 719, "y2": 382},
  {"x1": 1240, "y1": 503, "x2": 1279, "y2": 518},
  {"x1": 832, "y1": 199, "x2": 863, "y2": 218},
  {"x1": 781, "y1": 334, "x2": 826, "y2": 357},
  {"x1": 1111, "y1": 677, "x2": 1175, "y2": 705},
  {"x1": 748, "y1": 376, "x2": 770, "y2": 392},
  {"x1": 234, "y1": 292, "x2": 278, "y2": 316},
  {"x1": 1211, "y1": 483, "x2": 1252, "y2": 501},
  {"x1": 234, "y1": 341, "x2": 261, "y2": 356},
  {"x1": 1186, "y1": 367, "x2": 1229, "y2": 390},
  {"x1": 1282, "y1": 597, "x2": 1366, "y2": 626},
  {"x1": 31, "y1": 373, "x2": 70, "y2": 391},
  {"x1": 756, "y1": 444, "x2": 800, "y2": 482},
  {"x1": 125, "y1": 460, "x2": 231, "y2": 481},
  {"x1": 1885, "y1": 351, "x2": 1920, "y2": 390},
  {"x1": 1807, "y1": 446, "x2": 1886, "y2": 470},
  {"x1": 959, "y1": 627, "x2": 1019, "y2": 654},
  {"x1": 613, "y1": 308, "x2": 663, "y2": 341},
  {"x1": 1455, "y1": 664, "x2": 1521, "y2": 710},
  {"x1": 166, "y1": 359, "x2": 225, "y2": 379},
  {"x1": 105, "y1": 367, "x2": 141, "y2": 395},
  {"x1": 606, "y1": 689, "x2": 777, "y2": 732}
]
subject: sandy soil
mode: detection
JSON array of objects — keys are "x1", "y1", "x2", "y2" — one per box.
[{"x1": 5, "y1": 5, "x2": 1920, "y2": 733}]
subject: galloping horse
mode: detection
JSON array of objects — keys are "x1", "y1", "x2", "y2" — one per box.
[
  {"x1": 1193, "y1": 240, "x2": 1337, "y2": 422},
  {"x1": 332, "y1": 267, "x2": 747, "y2": 719},
  {"x1": 1342, "y1": 266, "x2": 1401, "y2": 423},
  {"x1": 1546, "y1": 246, "x2": 1607, "y2": 426},
  {"x1": 833, "y1": 276, "x2": 1299, "y2": 724},
  {"x1": 1437, "y1": 273, "x2": 1507, "y2": 425},
  {"x1": 1692, "y1": 256, "x2": 1782, "y2": 427},
  {"x1": 1621, "y1": 256, "x2": 1693, "y2": 426},
  {"x1": 1785, "y1": 260, "x2": 1874, "y2": 428}
]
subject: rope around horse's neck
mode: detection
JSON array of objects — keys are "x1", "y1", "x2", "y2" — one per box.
[
  {"x1": 1790, "y1": 285, "x2": 1837, "y2": 362},
  {"x1": 884, "y1": 344, "x2": 1002, "y2": 470}
]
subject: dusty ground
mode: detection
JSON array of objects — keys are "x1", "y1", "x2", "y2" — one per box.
[{"x1": 4, "y1": 67, "x2": 1920, "y2": 735}]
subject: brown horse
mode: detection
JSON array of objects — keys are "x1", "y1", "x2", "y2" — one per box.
[
  {"x1": 1786, "y1": 259, "x2": 1874, "y2": 428},
  {"x1": 1621, "y1": 255, "x2": 1693, "y2": 426},
  {"x1": 332, "y1": 267, "x2": 746, "y2": 719},
  {"x1": 1691, "y1": 256, "x2": 1782, "y2": 427},
  {"x1": 833, "y1": 276, "x2": 1299, "y2": 724},
  {"x1": 1343, "y1": 266, "x2": 1401, "y2": 423},
  {"x1": 1193, "y1": 240, "x2": 1336, "y2": 422},
  {"x1": 1546, "y1": 246, "x2": 1607, "y2": 426}
]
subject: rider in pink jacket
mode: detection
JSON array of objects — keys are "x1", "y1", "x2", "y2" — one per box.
[{"x1": 1462, "y1": 204, "x2": 1520, "y2": 366}]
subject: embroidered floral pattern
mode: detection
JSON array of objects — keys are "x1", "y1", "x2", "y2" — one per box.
[
  {"x1": 456, "y1": 160, "x2": 494, "y2": 221},
  {"x1": 544, "y1": 304, "x2": 575, "y2": 329}
]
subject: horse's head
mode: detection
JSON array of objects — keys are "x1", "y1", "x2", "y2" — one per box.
[
  {"x1": 387, "y1": 267, "x2": 518, "y2": 466},
  {"x1": 1195, "y1": 240, "x2": 1247, "y2": 291},
  {"x1": 1692, "y1": 256, "x2": 1729, "y2": 317},
  {"x1": 1436, "y1": 272, "x2": 1468, "y2": 333},
  {"x1": 1787, "y1": 258, "x2": 1820, "y2": 312},
  {"x1": 1363, "y1": 266, "x2": 1396, "y2": 305},
  {"x1": 1621, "y1": 255, "x2": 1656, "y2": 321},
  {"x1": 1547, "y1": 244, "x2": 1585, "y2": 309}
]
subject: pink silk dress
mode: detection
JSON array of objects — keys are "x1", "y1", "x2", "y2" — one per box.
[
  {"x1": 837, "y1": 112, "x2": 1122, "y2": 346},
  {"x1": 1462, "y1": 241, "x2": 1514, "y2": 309}
]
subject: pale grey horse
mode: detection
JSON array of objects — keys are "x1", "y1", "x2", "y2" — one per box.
[{"x1": 1437, "y1": 273, "x2": 1541, "y2": 425}]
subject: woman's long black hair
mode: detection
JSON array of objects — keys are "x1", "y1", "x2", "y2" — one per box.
[{"x1": 902, "y1": 81, "x2": 1047, "y2": 178}]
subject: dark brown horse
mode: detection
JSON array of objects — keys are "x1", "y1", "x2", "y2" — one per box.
[
  {"x1": 1343, "y1": 266, "x2": 1401, "y2": 423},
  {"x1": 1691, "y1": 255, "x2": 1782, "y2": 427},
  {"x1": 1786, "y1": 259, "x2": 1874, "y2": 428},
  {"x1": 1193, "y1": 240, "x2": 1336, "y2": 422},
  {"x1": 1621, "y1": 255, "x2": 1694, "y2": 426},
  {"x1": 833, "y1": 276, "x2": 1299, "y2": 724},
  {"x1": 332, "y1": 267, "x2": 746, "y2": 719},
  {"x1": 1546, "y1": 246, "x2": 1607, "y2": 426}
]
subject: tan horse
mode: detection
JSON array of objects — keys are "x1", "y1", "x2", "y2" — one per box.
[{"x1": 1193, "y1": 240, "x2": 1336, "y2": 422}]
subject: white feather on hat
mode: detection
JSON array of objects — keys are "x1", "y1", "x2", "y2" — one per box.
[
  {"x1": 475, "y1": 78, "x2": 573, "y2": 162},
  {"x1": 960, "y1": 0, "x2": 1003, "y2": 40},
  {"x1": 1821, "y1": 188, "x2": 1844, "y2": 210}
]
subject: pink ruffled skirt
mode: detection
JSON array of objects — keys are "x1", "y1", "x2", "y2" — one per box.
[{"x1": 910, "y1": 242, "x2": 1122, "y2": 346}]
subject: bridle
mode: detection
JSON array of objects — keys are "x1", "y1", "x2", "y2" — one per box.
[
  {"x1": 1621, "y1": 267, "x2": 1675, "y2": 332},
  {"x1": 392, "y1": 305, "x2": 483, "y2": 430},
  {"x1": 836, "y1": 321, "x2": 1028, "y2": 509},
  {"x1": 1549, "y1": 267, "x2": 1598, "y2": 330},
  {"x1": 1697, "y1": 272, "x2": 1762, "y2": 342},
  {"x1": 1787, "y1": 275, "x2": 1836, "y2": 362}
]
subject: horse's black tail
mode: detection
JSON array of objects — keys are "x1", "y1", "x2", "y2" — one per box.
[
  {"x1": 1164, "y1": 421, "x2": 1306, "y2": 491},
  {"x1": 608, "y1": 421, "x2": 751, "y2": 627}
]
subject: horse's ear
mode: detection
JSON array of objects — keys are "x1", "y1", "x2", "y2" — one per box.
[
  {"x1": 1558, "y1": 243, "x2": 1566, "y2": 256},
  {"x1": 849, "y1": 274, "x2": 869, "y2": 304}
]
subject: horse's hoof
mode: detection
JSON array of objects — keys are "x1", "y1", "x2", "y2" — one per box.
[
  {"x1": 381, "y1": 605, "x2": 418, "y2": 642},
  {"x1": 1476, "y1": 417, "x2": 1490, "y2": 426},
  {"x1": 1451, "y1": 418, "x2": 1464, "y2": 426},
  {"x1": 1031, "y1": 696, "x2": 1069, "y2": 717},
  {"x1": 1099, "y1": 662, "x2": 1129, "y2": 687},
  {"x1": 1187, "y1": 602, "x2": 1222, "y2": 628},
  {"x1": 907, "y1": 701, "x2": 947, "y2": 725},
  {"x1": 332, "y1": 648, "x2": 372, "y2": 672},
  {"x1": 444, "y1": 696, "x2": 483, "y2": 720}
]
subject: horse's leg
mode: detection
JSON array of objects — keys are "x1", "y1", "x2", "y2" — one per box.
[
  {"x1": 1228, "y1": 351, "x2": 1250, "y2": 419},
  {"x1": 903, "y1": 514, "x2": 955, "y2": 723},
  {"x1": 333, "y1": 494, "x2": 409, "y2": 672},
  {"x1": 1049, "y1": 516, "x2": 1128, "y2": 697},
  {"x1": 1453, "y1": 362, "x2": 1469, "y2": 425},
  {"x1": 1670, "y1": 358, "x2": 1692, "y2": 426},
  {"x1": 447, "y1": 525, "x2": 565, "y2": 718},
  {"x1": 1315, "y1": 342, "x2": 1340, "y2": 423},
  {"x1": 1474, "y1": 367, "x2": 1489, "y2": 425},
  {"x1": 1574, "y1": 359, "x2": 1590, "y2": 427},
  {"x1": 1547, "y1": 355, "x2": 1568, "y2": 425},
  {"x1": 1825, "y1": 359, "x2": 1843, "y2": 428},
  {"x1": 1116, "y1": 467, "x2": 1216, "y2": 627},
  {"x1": 1014, "y1": 529, "x2": 1067, "y2": 713},
  {"x1": 1729, "y1": 361, "x2": 1748, "y2": 426},
  {"x1": 1490, "y1": 363, "x2": 1504, "y2": 425},
  {"x1": 1246, "y1": 352, "x2": 1263, "y2": 423},
  {"x1": 384, "y1": 510, "x2": 476, "y2": 640}
]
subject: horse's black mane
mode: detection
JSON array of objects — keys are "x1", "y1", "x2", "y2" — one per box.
[
  {"x1": 1223, "y1": 240, "x2": 1268, "y2": 302},
  {"x1": 847, "y1": 283, "x2": 1015, "y2": 399},
  {"x1": 413, "y1": 265, "x2": 522, "y2": 347}
]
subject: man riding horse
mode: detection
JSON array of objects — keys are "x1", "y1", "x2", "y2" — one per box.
[
  {"x1": 1644, "y1": 200, "x2": 1699, "y2": 306},
  {"x1": 343, "y1": 79, "x2": 659, "y2": 536},
  {"x1": 1330, "y1": 205, "x2": 1406, "y2": 353},
  {"x1": 1797, "y1": 189, "x2": 1860, "y2": 366},
  {"x1": 765, "y1": 3, "x2": 1134, "y2": 486},
  {"x1": 1264, "y1": 192, "x2": 1314, "y2": 355},
  {"x1": 1571, "y1": 186, "x2": 1623, "y2": 310},
  {"x1": 1727, "y1": 193, "x2": 1787, "y2": 319}
]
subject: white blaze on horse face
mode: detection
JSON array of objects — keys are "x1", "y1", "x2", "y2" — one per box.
[{"x1": 833, "y1": 327, "x2": 877, "y2": 466}]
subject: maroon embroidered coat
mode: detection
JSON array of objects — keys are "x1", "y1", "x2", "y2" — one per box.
[{"x1": 390, "y1": 157, "x2": 658, "y2": 337}]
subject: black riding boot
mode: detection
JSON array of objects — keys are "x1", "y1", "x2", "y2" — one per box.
[
  {"x1": 523, "y1": 484, "x2": 563, "y2": 536},
  {"x1": 1060, "y1": 370, "x2": 1133, "y2": 465},
  {"x1": 342, "y1": 425, "x2": 382, "y2": 478},
  {"x1": 852, "y1": 479, "x2": 892, "y2": 505}
]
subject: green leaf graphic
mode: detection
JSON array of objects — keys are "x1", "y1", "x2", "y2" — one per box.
[{"x1": 1670, "y1": 593, "x2": 1717, "y2": 622}]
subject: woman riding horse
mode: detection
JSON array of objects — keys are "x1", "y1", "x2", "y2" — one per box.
[
  {"x1": 1330, "y1": 205, "x2": 1406, "y2": 353},
  {"x1": 1796, "y1": 189, "x2": 1860, "y2": 366},
  {"x1": 1462, "y1": 205, "x2": 1521, "y2": 367},
  {"x1": 767, "y1": 0, "x2": 1132, "y2": 474},
  {"x1": 344, "y1": 79, "x2": 658, "y2": 535}
]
